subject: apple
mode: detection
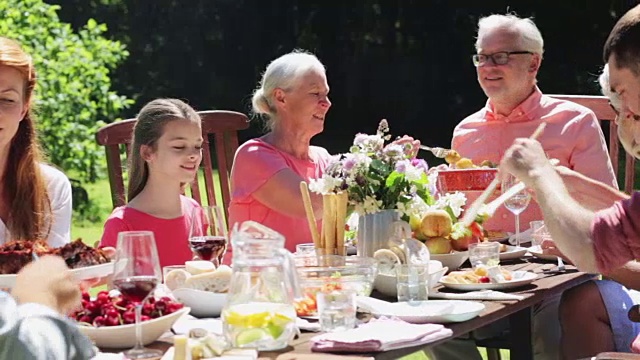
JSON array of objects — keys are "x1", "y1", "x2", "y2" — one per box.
[
  {"x1": 420, "y1": 209, "x2": 452, "y2": 237},
  {"x1": 424, "y1": 237, "x2": 452, "y2": 254},
  {"x1": 451, "y1": 233, "x2": 481, "y2": 251}
]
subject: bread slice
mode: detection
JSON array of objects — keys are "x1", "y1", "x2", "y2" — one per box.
[{"x1": 185, "y1": 265, "x2": 232, "y2": 293}]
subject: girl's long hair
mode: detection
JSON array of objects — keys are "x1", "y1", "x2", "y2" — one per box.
[
  {"x1": 127, "y1": 98, "x2": 201, "y2": 201},
  {"x1": 0, "y1": 37, "x2": 51, "y2": 241}
]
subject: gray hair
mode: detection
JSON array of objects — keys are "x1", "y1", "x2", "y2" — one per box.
[
  {"x1": 599, "y1": 64, "x2": 621, "y2": 110},
  {"x1": 476, "y1": 14, "x2": 544, "y2": 56},
  {"x1": 251, "y1": 50, "x2": 326, "y2": 131}
]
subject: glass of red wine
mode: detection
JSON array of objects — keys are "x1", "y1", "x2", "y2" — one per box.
[
  {"x1": 189, "y1": 205, "x2": 228, "y2": 266},
  {"x1": 112, "y1": 231, "x2": 162, "y2": 359}
]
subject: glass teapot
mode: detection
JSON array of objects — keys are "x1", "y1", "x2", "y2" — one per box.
[{"x1": 221, "y1": 221, "x2": 301, "y2": 351}]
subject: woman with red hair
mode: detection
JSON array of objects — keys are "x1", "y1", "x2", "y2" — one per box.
[{"x1": 0, "y1": 37, "x2": 72, "y2": 247}]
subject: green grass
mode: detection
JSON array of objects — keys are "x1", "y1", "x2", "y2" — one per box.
[{"x1": 73, "y1": 173, "x2": 508, "y2": 360}]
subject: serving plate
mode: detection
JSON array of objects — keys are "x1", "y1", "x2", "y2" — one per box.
[
  {"x1": 499, "y1": 246, "x2": 528, "y2": 261},
  {"x1": 361, "y1": 298, "x2": 485, "y2": 324},
  {"x1": 0, "y1": 261, "x2": 114, "y2": 288},
  {"x1": 439, "y1": 271, "x2": 537, "y2": 291}
]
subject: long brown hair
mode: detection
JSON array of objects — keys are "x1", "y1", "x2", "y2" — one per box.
[
  {"x1": 0, "y1": 37, "x2": 51, "y2": 241},
  {"x1": 127, "y1": 98, "x2": 201, "y2": 201}
]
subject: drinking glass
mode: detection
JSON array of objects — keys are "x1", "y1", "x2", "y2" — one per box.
[
  {"x1": 396, "y1": 264, "x2": 429, "y2": 302},
  {"x1": 530, "y1": 220, "x2": 552, "y2": 248},
  {"x1": 189, "y1": 205, "x2": 228, "y2": 266},
  {"x1": 112, "y1": 231, "x2": 162, "y2": 359},
  {"x1": 469, "y1": 242, "x2": 500, "y2": 268},
  {"x1": 502, "y1": 174, "x2": 531, "y2": 247},
  {"x1": 317, "y1": 290, "x2": 357, "y2": 332}
]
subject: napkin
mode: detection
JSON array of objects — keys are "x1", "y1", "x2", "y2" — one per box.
[
  {"x1": 310, "y1": 317, "x2": 452, "y2": 353},
  {"x1": 508, "y1": 228, "x2": 533, "y2": 245},
  {"x1": 429, "y1": 290, "x2": 524, "y2": 301},
  {"x1": 297, "y1": 317, "x2": 321, "y2": 332}
]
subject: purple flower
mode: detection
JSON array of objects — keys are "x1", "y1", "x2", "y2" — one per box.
[
  {"x1": 395, "y1": 159, "x2": 409, "y2": 173},
  {"x1": 411, "y1": 158, "x2": 429, "y2": 173}
]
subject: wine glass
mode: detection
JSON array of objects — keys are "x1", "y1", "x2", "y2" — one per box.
[
  {"x1": 502, "y1": 174, "x2": 531, "y2": 247},
  {"x1": 112, "y1": 231, "x2": 162, "y2": 359},
  {"x1": 189, "y1": 205, "x2": 228, "y2": 266}
]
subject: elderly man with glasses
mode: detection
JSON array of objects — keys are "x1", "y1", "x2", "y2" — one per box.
[{"x1": 428, "y1": 14, "x2": 617, "y2": 360}]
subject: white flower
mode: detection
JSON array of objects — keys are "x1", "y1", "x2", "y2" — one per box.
[
  {"x1": 396, "y1": 195, "x2": 430, "y2": 218},
  {"x1": 353, "y1": 134, "x2": 384, "y2": 153},
  {"x1": 404, "y1": 163, "x2": 424, "y2": 183},
  {"x1": 308, "y1": 176, "x2": 343, "y2": 194},
  {"x1": 435, "y1": 192, "x2": 467, "y2": 217},
  {"x1": 362, "y1": 196, "x2": 382, "y2": 214}
]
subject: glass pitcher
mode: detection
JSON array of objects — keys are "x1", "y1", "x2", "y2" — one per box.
[{"x1": 221, "y1": 221, "x2": 301, "y2": 351}]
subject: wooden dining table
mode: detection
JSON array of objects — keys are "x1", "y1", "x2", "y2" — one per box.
[{"x1": 102, "y1": 257, "x2": 597, "y2": 360}]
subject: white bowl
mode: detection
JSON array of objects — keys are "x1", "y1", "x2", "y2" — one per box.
[
  {"x1": 430, "y1": 251, "x2": 469, "y2": 271},
  {"x1": 78, "y1": 307, "x2": 190, "y2": 348},
  {"x1": 172, "y1": 288, "x2": 227, "y2": 318},
  {"x1": 374, "y1": 262, "x2": 449, "y2": 297}
]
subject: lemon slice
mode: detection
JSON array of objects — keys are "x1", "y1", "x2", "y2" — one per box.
[
  {"x1": 236, "y1": 328, "x2": 268, "y2": 346},
  {"x1": 389, "y1": 245, "x2": 407, "y2": 264},
  {"x1": 373, "y1": 249, "x2": 401, "y2": 274}
]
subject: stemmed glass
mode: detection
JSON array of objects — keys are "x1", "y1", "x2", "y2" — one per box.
[
  {"x1": 502, "y1": 174, "x2": 531, "y2": 247},
  {"x1": 189, "y1": 205, "x2": 228, "y2": 266},
  {"x1": 112, "y1": 231, "x2": 162, "y2": 359}
]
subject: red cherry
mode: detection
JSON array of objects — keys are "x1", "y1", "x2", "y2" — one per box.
[
  {"x1": 140, "y1": 315, "x2": 151, "y2": 322},
  {"x1": 93, "y1": 316, "x2": 106, "y2": 327},
  {"x1": 105, "y1": 309, "x2": 119, "y2": 318},
  {"x1": 82, "y1": 292, "x2": 90, "y2": 302},
  {"x1": 122, "y1": 311, "x2": 136, "y2": 324},
  {"x1": 154, "y1": 300, "x2": 166, "y2": 312},
  {"x1": 86, "y1": 302, "x2": 100, "y2": 315},
  {"x1": 142, "y1": 303, "x2": 154, "y2": 316},
  {"x1": 78, "y1": 315, "x2": 92, "y2": 324},
  {"x1": 479, "y1": 276, "x2": 490, "y2": 283},
  {"x1": 147, "y1": 297, "x2": 156, "y2": 304},
  {"x1": 105, "y1": 317, "x2": 120, "y2": 327}
]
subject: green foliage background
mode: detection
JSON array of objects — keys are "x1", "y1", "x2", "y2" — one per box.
[{"x1": 0, "y1": 0, "x2": 132, "y2": 182}]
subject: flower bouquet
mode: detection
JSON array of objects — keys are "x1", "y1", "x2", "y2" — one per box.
[{"x1": 309, "y1": 120, "x2": 488, "y2": 257}]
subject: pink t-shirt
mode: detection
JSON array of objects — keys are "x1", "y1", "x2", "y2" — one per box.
[
  {"x1": 452, "y1": 87, "x2": 617, "y2": 232},
  {"x1": 592, "y1": 192, "x2": 640, "y2": 274},
  {"x1": 99, "y1": 196, "x2": 203, "y2": 268},
  {"x1": 228, "y1": 139, "x2": 333, "y2": 253}
]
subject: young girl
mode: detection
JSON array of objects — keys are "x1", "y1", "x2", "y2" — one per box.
[
  {"x1": 0, "y1": 37, "x2": 72, "y2": 247},
  {"x1": 99, "y1": 98, "x2": 205, "y2": 268}
]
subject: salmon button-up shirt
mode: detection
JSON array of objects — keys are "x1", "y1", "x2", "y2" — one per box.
[{"x1": 452, "y1": 86, "x2": 617, "y2": 233}]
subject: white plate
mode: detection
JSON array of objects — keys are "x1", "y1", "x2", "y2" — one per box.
[
  {"x1": 171, "y1": 288, "x2": 227, "y2": 318},
  {"x1": 499, "y1": 246, "x2": 528, "y2": 260},
  {"x1": 528, "y1": 246, "x2": 560, "y2": 261},
  {"x1": 0, "y1": 261, "x2": 114, "y2": 289},
  {"x1": 439, "y1": 271, "x2": 538, "y2": 291},
  {"x1": 368, "y1": 300, "x2": 485, "y2": 324}
]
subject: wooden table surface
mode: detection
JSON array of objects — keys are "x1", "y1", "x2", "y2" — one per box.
[{"x1": 103, "y1": 257, "x2": 597, "y2": 360}]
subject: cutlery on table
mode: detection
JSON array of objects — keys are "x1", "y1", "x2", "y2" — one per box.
[{"x1": 542, "y1": 256, "x2": 566, "y2": 274}]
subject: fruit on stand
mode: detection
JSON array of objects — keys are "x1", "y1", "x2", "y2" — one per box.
[
  {"x1": 419, "y1": 209, "x2": 452, "y2": 237},
  {"x1": 424, "y1": 236, "x2": 452, "y2": 255}
]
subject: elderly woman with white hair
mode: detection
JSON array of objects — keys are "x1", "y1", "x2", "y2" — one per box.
[
  {"x1": 229, "y1": 50, "x2": 418, "y2": 251},
  {"x1": 228, "y1": 50, "x2": 332, "y2": 252}
]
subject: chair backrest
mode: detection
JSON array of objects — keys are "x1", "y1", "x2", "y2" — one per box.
[
  {"x1": 549, "y1": 95, "x2": 636, "y2": 193},
  {"x1": 95, "y1": 110, "x2": 250, "y2": 221}
]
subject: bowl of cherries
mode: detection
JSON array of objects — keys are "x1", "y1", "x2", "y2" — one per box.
[{"x1": 72, "y1": 290, "x2": 190, "y2": 349}]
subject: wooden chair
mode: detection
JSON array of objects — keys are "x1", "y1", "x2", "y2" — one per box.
[
  {"x1": 95, "y1": 110, "x2": 249, "y2": 222},
  {"x1": 477, "y1": 95, "x2": 637, "y2": 360},
  {"x1": 549, "y1": 95, "x2": 636, "y2": 194}
]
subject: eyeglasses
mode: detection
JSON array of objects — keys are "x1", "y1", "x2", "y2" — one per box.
[
  {"x1": 609, "y1": 100, "x2": 640, "y2": 121},
  {"x1": 472, "y1": 51, "x2": 534, "y2": 67}
]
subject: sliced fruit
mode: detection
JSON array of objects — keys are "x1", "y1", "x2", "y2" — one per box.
[
  {"x1": 373, "y1": 249, "x2": 401, "y2": 274},
  {"x1": 236, "y1": 328, "x2": 268, "y2": 346},
  {"x1": 389, "y1": 245, "x2": 407, "y2": 264}
]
